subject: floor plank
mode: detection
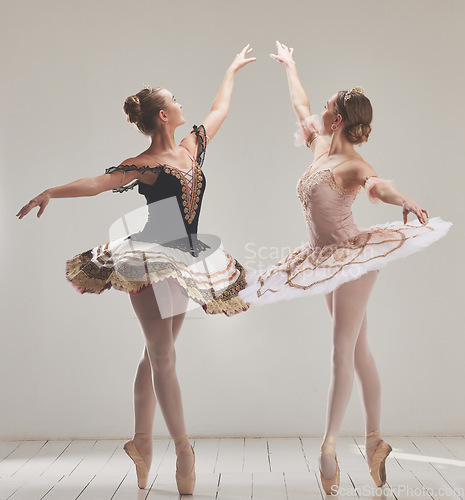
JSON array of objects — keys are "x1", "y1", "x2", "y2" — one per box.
[
  {"x1": 215, "y1": 439, "x2": 245, "y2": 474},
  {"x1": 252, "y1": 472, "x2": 286, "y2": 500},
  {"x1": 384, "y1": 437, "x2": 463, "y2": 500},
  {"x1": 217, "y1": 472, "x2": 252, "y2": 499},
  {"x1": 0, "y1": 443, "x2": 22, "y2": 463},
  {"x1": 0, "y1": 441, "x2": 47, "y2": 478},
  {"x1": 243, "y1": 438, "x2": 270, "y2": 474},
  {"x1": 13, "y1": 441, "x2": 71, "y2": 478},
  {"x1": 40, "y1": 473, "x2": 95, "y2": 500},
  {"x1": 0, "y1": 437, "x2": 463, "y2": 500},
  {"x1": 68, "y1": 440, "x2": 119, "y2": 477},
  {"x1": 267, "y1": 438, "x2": 308, "y2": 473},
  {"x1": 41, "y1": 440, "x2": 96, "y2": 477},
  {"x1": 410, "y1": 437, "x2": 465, "y2": 498},
  {"x1": 284, "y1": 471, "x2": 323, "y2": 499}
]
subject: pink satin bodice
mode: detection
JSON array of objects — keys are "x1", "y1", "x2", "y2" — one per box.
[{"x1": 297, "y1": 167, "x2": 363, "y2": 249}]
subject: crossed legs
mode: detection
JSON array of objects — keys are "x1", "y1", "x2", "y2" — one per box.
[
  {"x1": 319, "y1": 270, "x2": 380, "y2": 480},
  {"x1": 129, "y1": 279, "x2": 194, "y2": 481}
]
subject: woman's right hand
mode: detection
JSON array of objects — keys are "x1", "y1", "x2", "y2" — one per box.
[
  {"x1": 270, "y1": 40, "x2": 295, "y2": 66},
  {"x1": 402, "y1": 198, "x2": 429, "y2": 224},
  {"x1": 228, "y1": 44, "x2": 256, "y2": 73},
  {"x1": 16, "y1": 191, "x2": 51, "y2": 219}
]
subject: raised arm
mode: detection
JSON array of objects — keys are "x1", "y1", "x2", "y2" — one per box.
[
  {"x1": 270, "y1": 41, "x2": 311, "y2": 122},
  {"x1": 181, "y1": 44, "x2": 255, "y2": 153},
  {"x1": 16, "y1": 166, "x2": 140, "y2": 219},
  {"x1": 202, "y1": 44, "x2": 256, "y2": 141}
]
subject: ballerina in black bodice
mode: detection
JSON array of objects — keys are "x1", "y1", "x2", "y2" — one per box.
[{"x1": 17, "y1": 45, "x2": 256, "y2": 494}]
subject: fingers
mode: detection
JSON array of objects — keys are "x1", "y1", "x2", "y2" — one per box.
[
  {"x1": 276, "y1": 40, "x2": 292, "y2": 53},
  {"x1": 17, "y1": 199, "x2": 41, "y2": 219},
  {"x1": 419, "y1": 208, "x2": 428, "y2": 224},
  {"x1": 17, "y1": 204, "x2": 31, "y2": 219},
  {"x1": 402, "y1": 207, "x2": 408, "y2": 224},
  {"x1": 411, "y1": 205, "x2": 428, "y2": 224},
  {"x1": 243, "y1": 57, "x2": 256, "y2": 65}
]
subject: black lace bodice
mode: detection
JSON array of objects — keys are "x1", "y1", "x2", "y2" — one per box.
[{"x1": 104, "y1": 125, "x2": 209, "y2": 255}]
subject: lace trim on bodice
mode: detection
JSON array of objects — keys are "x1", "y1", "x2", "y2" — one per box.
[
  {"x1": 105, "y1": 164, "x2": 162, "y2": 193},
  {"x1": 297, "y1": 168, "x2": 361, "y2": 229},
  {"x1": 104, "y1": 125, "x2": 207, "y2": 224},
  {"x1": 303, "y1": 168, "x2": 361, "y2": 197},
  {"x1": 161, "y1": 164, "x2": 203, "y2": 224},
  {"x1": 183, "y1": 167, "x2": 194, "y2": 192},
  {"x1": 104, "y1": 162, "x2": 203, "y2": 224}
]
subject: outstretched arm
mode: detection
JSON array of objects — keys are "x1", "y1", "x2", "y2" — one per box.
[
  {"x1": 270, "y1": 41, "x2": 311, "y2": 122},
  {"x1": 16, "y1": 168, "x2": 139, "y2": 219},
  {"x1": 353, "y1": 165, "x2": 429, "y2": 224}
]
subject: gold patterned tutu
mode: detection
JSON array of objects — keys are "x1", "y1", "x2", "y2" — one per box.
[{"x1": 66, "y1": 234, "x2": 249, "y2": 316}]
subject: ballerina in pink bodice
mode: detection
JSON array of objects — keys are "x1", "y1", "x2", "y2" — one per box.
[{"x1": 239, "y1": 41, "x2": 452, "y2": 495}]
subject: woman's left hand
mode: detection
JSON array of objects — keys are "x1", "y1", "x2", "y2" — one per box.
[
  {"x1": 229, "y1": 44, "x2": 256, "y2": 72},
  {"x1": 402, "y1": 198, "x2": 429, "y2": 224},
  {"x1": 270, "y1": 40, "x2": 295, "y2": 66}
]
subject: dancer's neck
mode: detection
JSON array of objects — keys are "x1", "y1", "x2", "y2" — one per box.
[
  {"x1": 327, "y1": 131, "x2": 356, "y2": 157},
  {"x1": 146, "y1": 127, "x2": 178, "y2": 155}
]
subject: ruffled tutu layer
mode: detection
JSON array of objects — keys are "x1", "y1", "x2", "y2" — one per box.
[
  {"x1": 66, "y1": 234, "x2": 249, "y2": 316},
  {"x1": 238, "y1": 217, "x2": 452, "y2": 306}
]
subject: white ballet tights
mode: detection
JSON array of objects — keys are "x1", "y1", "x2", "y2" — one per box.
[
  {"x1": 129, "y1": 279, "x2": 194, "y2": 476},
  {"x1": 319, "y1": 270, "x2": 381, "y2": 479}
]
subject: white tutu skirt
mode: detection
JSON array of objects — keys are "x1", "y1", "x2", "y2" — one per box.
[
  {"x1": 238, "y1": 217, "x2": 452, "y2": 306},
  {"x1": 66, "y1": 234, "x2": 250, "y2": 316}
]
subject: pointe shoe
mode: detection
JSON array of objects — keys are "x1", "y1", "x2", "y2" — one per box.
[
  {"x1": 367, "y1": 439, "x2": 392, "y2": 487},
  {"x1": 176, "y1": 444, "x2": 196, "y2": 495},
  {"x1": 123, "y1": 437, "x2": 151, "y2": 489},
  {"x1": 319, "y1": 437, "x2": 340, "y2": 495}
]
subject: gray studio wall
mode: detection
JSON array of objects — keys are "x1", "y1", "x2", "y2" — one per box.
[{"x1": 1, "y1": 0, "x2": 463, "y2": 439}]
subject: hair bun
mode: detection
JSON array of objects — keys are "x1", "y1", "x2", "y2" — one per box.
[
  {"x1": 346, "y1": 123, "x2": 371, "y2": 145},
  {"x1": 123, "y1": 95, "x2": 142, "y2": 124}
]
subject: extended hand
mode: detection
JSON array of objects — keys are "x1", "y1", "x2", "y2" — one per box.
[
  {"x1": 402, "y1": 198, "x2": 429, "y2": 224},
  {"x1": 230, "y1": 44, "x2": 256, "y2": 72},
  {"x1": 270, "y1": 40, "x2": 295, "y2": 65},
  {"x1": 16, "y1": 191, "x2": 51, "y2": 219}
]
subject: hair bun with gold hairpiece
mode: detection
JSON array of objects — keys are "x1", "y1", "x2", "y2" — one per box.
[{"x1": 344, "y1": 86, "x2": 365, "y2": 103}]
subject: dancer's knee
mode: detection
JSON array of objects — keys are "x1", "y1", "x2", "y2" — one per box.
[
  {"x1": 147, "y1": 343, "x2": 177, "y2": 374},
  {"x1": 331, "y1": 345, "x2": 355, "y2": 371}
]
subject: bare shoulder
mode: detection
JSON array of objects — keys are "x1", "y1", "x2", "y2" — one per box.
[
  {"x1": 344, "y1": 158, "x2": 377, "y2": 187},
  {"x1": 310, "y1": 136, "x2": 330, "y2": 158},
  {"x1": 179, "y1": 132, "x2": 197, "y2": 156}
]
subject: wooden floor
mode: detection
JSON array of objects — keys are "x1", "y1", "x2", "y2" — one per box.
[{"x1": 0, "y1": 437, "x2": 464, "y2": 499}]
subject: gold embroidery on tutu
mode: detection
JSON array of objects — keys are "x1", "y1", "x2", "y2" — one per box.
[
  {"x1": 66, "y1": 246, "x2": 249, "y2": 316},
  {"x1": 254, "y1": 223, "x2": 435, "y2": 297}
]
